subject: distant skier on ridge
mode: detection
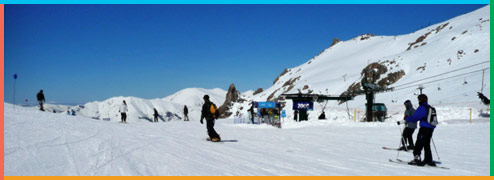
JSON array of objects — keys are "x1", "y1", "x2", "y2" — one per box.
[
  {"x1": 153, "y1": 108, "x2": 159, "y2": 122},
  {"x1": 36, "y1": 90, "x2": 45, "y2": 111},
  {"x1": 184, "y1": 105, "x2": 189, "y2": 121},
  {"x1": 119, "y1": 100, "x2": 128, "y2": 123}
]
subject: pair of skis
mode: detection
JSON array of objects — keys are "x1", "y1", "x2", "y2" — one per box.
[
  {"x1": 388, "y1": 158, "x2": 449, "y2": 169},
  {"x1": 383, "y1": 146, "x2": 449, "y2": 169}
]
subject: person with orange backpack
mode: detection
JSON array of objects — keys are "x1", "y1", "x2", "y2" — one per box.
[{"x1": 200, "y1": 95, "x2": 221, "y2": 142}]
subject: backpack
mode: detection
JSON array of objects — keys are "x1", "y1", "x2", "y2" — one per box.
[
  {"x1": 426, "y1": 105, "x2": 438, "y2": 126},
  {"x1": 209, "y1": 103, "x2": 219, "y2": 119}
]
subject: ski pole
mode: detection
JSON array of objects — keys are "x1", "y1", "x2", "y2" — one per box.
[
  {"x1": 432, "y1": 137, "x2": 441, "y2": 161},
  {"x1": 396, "y1": 125, "x2": 406, "y2": 160}
]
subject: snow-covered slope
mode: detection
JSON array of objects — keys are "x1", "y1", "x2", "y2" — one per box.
[
  {"x1": 5, "y1": 103, "x2": 489, "y2": 175},
  {"x1": 71, "y1": 88, "x2": 226, "y2": 123},
  {"x1": 233, "y1": 5, "x2": 490, "y2": 120}
]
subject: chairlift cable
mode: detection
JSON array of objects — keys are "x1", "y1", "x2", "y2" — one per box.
[
  {"x1": 392, "y1": 68, "x2": 489, "y2": 92},
  {"x1": 392, "y1": 61, "x2": 489, "y2": 88}
]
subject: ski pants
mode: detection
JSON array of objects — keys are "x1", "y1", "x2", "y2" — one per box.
[
  {"x1": 184, "y1": 114, "x2": 189, "y2": 121},
  {"x1": 413, "y1": 127, "x2": 434, "y2": 163},
  {"x1": 206, "y1": 117, "x2": 220, "y2": 139},
  {"x1": 38, "y1": 100, "x2": 44, "y2": 111},
  {"x1": 121, "y1": 113, "x2": 127, "y2": 122},
  {"x1": 154, "y1": 115, "x2": 158, "y2": 122},
  {"x1": 401, "y1": 127, "x2": 415, "y2": 148}
]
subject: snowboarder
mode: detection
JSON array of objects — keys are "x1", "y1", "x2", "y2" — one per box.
[
  {"x1": 247, "y1": 103, "x2": 255, "y2": 124},
  {"x1": 184, "y1": 105, "x2": 189, "y2": 121},
  {"x1": 36, "y1": 90, "x2": 45, "y2": 111},
  {"x1": 153, "y1": 108, "x2": 159, "y2": 122},
  {"x1": 318, "y1": 111, "x2": 326, "y2": 120},
  {"x1": 119, "y1": 100, "x2": 128, "y2": 123},
  {"x1": 406, "y1": 94, "x2": 437, "y2": 166},
  {"x1": 396, "y1": 100, "x2": 417, "y2": 151},
  {"x1": 200, "y1": 95, "x2": 221, "y2": 142}
]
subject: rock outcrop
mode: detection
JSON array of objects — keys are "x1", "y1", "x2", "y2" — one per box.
[{"x1": 218, "y1": 83, "x2": 245, "y2": 118}]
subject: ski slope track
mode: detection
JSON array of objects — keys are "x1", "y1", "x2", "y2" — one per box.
[
  {"x1": 5, "y1": 6, "x2": 490, "y2": 176},
  {"x1": 4, "y1": 104, "x2": 489, "y2": 175}
]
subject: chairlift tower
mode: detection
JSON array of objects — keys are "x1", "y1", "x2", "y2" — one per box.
[
  {"x1": 351, "y1": 69, "x2": 393, "y2": 122},
  {"x1": 417, "y1": 85, "x2": 425, "y2": 95}
]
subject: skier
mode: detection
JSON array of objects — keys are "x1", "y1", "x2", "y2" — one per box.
[
  {"x1": 119, "y1": 100, "x2": 128, "y2": 123},
  {"x1": 477, "y1": 92, "x2": 490, "y2": 105},
  {"x1": 184, "y1": 105, "x2": 189, "y2": 121},
  {"x1": 406, "y1": 94, "x2": 436, "y2": 166},
  {"x1": 396, "y1": 100, "x2": 417, "y2": 151},
  {"x1": 318, "y1": 111, "x2": 326, "y2": 120},
  {"x1": 36, "y1": 90, "x2": 45, "y2": 111},
  {"x1": 294, "y1": 110, "x2": 299, "y2": 121},
  {"x1": 247, "y1": 103, "x2": 255, "y2": 124},
  {"x1": 200, "y1": 95, "x2": 221, "y2": 142},
  {"x1": 153, "y1": 108, "x2": 159, "y2": 122}
]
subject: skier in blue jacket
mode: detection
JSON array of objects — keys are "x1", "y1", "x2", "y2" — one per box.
[{"x1": 405, "y1": 94, "x2": 436, "y2": 166}]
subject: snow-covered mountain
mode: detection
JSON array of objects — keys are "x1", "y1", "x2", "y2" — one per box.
[
  {"x1": 67, "y1": 88, "x2": 226, "y2": 123},
  {"x1": 231, "y1": 5, "x2": 490, "y2": 120},
  {"x1": 163, "y1": 88, "x2": 227, "y2": 108}
]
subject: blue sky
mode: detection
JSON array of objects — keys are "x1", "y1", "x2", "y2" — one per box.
[{"x1": 4, "y1": 4, "x2": 487, "y2": 105}]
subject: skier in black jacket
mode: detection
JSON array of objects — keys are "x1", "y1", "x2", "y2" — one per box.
[
  {"x1": 248, "y1": 103, "x2": 255, "y2": 124},
  {"x1": 153, "y1": 108, "x2": 159, "y2": 122},
  {"x1": 36, "y1": 90, "x2": 45, "y2": 111},
  {"x1": 184, "y1": 105, "x2": 189, "y2": 121},
  {"x1": 200, "y1": 95, "x2": 220, "y2": 142},
  {"x1": 294, "y1": 110, "x2": 299, "y2": 121}
]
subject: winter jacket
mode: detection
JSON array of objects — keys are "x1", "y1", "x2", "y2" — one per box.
[
  {"x1": 119, "y1": 104, "x2": 128, "y2": 113},
  {"x1": 37, "y1": 92, "x2": 45, "y2": 101},
  {"x1": 248, "y1": 105, "x2": 255, "y2": 115},
  {"x1": 405, "y1": 102, "x2": 435, "y2": 129},
  {"x1": 404, "y1": 101, "x2": 417, "y2": 129},
  {"x1": 201, "y1": 100, "x2": 213, "y2": 120},
  {"x1": 184, "y1": 106, "x2": 188, "y2": 114}
]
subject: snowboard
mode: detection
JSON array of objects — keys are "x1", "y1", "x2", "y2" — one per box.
[{"x1": 206, "y1": 138, "x2": 222, "y2": 143}]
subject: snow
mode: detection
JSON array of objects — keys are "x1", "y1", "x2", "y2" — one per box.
[
  {"x1": 4, "y1": 103, "x2": 489, "y2": 175},
  {"x1": 53, "y1": 88, "x2": 227, "y2": 124},
  {"x1": 4, "y1": 5, "x2": 491, "y2": 176}
]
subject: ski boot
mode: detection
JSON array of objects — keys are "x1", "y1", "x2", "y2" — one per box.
[{"x1": 408, "y1": 155, "x2": 421, "y2": 165}]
